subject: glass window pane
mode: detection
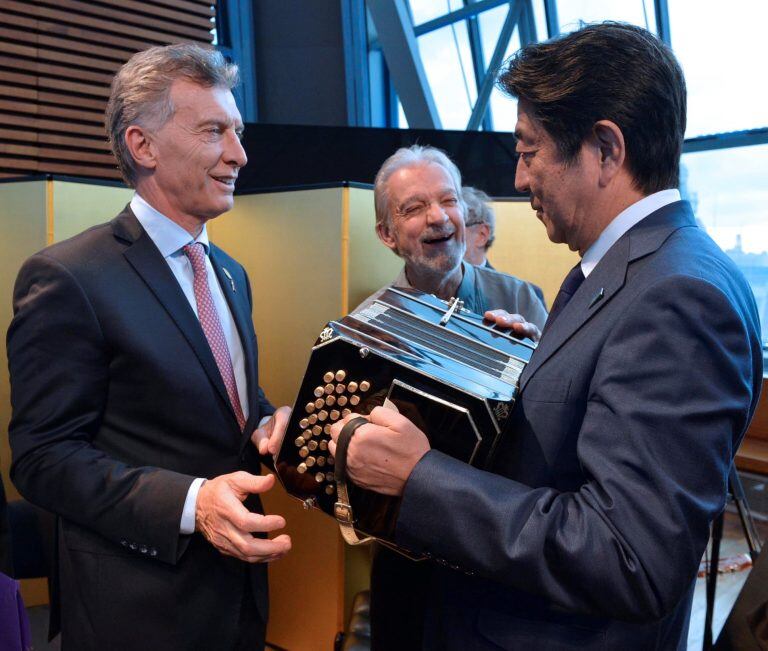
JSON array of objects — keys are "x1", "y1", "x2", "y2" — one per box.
[
  {"x1": 417, "y1": 22, "x2": 477, "y2": 129},
  {"x1": 669, "y1": 0, "x2": 768, "y2": 137},
  {"x1": 556, "y1": 0, "x2": 656, "y2": 34},
  {"x1": 478, "y1": 6, "x2": 521, "y2": 132},
  {"x1": 408, "y1": 0, "x2": 464, "y2": 27},
  {"x1": 681, "y1": 144, "x2": 768, "y2": 344}
]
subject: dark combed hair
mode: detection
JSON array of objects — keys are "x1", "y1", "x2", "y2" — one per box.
[{"x1": 497, "y1": 22, "x2": 687, "y2": 194}]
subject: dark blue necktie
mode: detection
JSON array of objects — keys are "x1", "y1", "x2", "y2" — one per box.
[{"x1": 541, "y1": 263, "x2": 585, "y2": 338}]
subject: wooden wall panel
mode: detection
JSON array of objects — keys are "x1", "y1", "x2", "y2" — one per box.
[{"x1": 0, "y1": 0, "x2": 216, "y2": 180}]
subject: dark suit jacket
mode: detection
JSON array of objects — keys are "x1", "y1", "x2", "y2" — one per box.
[
  {"x1": 7, "y1": 207, "x2": 275, "y2": 650},
  {"x1": 392, "y1": 202, "x2": 763, "y2": 650}
]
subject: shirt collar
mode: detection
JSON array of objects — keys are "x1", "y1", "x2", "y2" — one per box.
[
  {"x1": 455, "y1": 261, "x2": 473, "y2": 302},
  {"x1": 581, "y1": 189, "x2": 681, "y2": 277},
  {"x1": 130, "y1": 193, "x2": 210, "y2": 258}
]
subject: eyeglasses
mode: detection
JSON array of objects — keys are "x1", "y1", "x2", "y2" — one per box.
[{"x1": 465, "y1": 221, "x2": 485, "y2": 227}]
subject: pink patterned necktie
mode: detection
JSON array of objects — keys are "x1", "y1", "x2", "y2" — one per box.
[{"x1": 183, "y1": 242, "x2": 246, "y2": 431}]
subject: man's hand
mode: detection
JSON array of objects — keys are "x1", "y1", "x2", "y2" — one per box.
[
  {"x1": 251, "y1": 406, "x2": 291, "y2": 457},
  {"x1": 195, "y1": 471, "x2": 291, "y2": 563},
  {"x1": 328, "y1": 407, "x2": 430, "y2": 496},
  {"x1": 484, "y1": 309, "x2": 542, "y2": 341}
]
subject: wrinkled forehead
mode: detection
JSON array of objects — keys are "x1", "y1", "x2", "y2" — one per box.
[
  {"x1": 168, "y1": 78, "x2": 243, "y2": 127},
  {"x1": 388, "y1": 162, "x2": 460, "y2": 203}
]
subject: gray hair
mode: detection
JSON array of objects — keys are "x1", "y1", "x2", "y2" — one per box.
[
  {"x1": 462, "y1": 186, "x2": 495, "y2": 249},
  {"x1": 105, "y1": 43, "x2": 239, "y2": 186},
  {"x1": 373, "y1": 145, "x2": 464, "y2": 227}
]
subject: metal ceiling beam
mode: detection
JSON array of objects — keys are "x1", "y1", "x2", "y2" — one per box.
[
  {"x1": 543, "y1": 0, "x2": 559, "y2": 37},
  {"x1": 464, "y1": 1, "x2": 494, "y2": 131},
  {"x1": 683, "y1": 128, "x2": 768, "y2": 153},
  {"x1": 414, "y1": 0, "x2": 513, "y2": 36},
  {"x1": 654, "y1": 0, "x2": 672, "y2": 46},
  {"x1": 341, "y1": 0, "x2": 370, "y2": 126},
  {"x1": 367, "y1": 0, "x2": 441, "y2": 129}
]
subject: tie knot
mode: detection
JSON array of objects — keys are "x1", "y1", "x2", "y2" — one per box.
[
  {"x1": 561, "y1": 263, "x2": 585, "y2": 296},
  {"x1": 183, "y1": 242, "x2": 206, "y2": 272}
]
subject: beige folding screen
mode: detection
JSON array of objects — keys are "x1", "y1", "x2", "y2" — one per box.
[{"x1": 0, "y1": 178, "x2": 576, "y2": 649}]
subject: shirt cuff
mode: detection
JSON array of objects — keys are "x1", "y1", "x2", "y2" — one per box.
[
  {"x1": 180, "y1": 477, "x2": 206, "y2": 535},
  {"x1": 258, "y1": 415, "x2": 271, "y2": 429}
]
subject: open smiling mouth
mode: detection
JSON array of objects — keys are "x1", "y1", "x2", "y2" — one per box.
[
  {"x1": 212, "y1": 175, "x2": 236, "y2": 189},
  {"x1": 422, "y1": 233, "x2": 454, "y2": 245}
]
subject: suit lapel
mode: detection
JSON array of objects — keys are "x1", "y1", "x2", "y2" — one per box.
[
  {"x1": 112, "y1": 208, "x2": 237, "y2": 427},
  {"x1": 521, "y1": 201, "x2": 696, "y2": 391},
  {"x1": 209, "y1": 247, "x2": 259, "y2": 436},
  {"x1": 521, "y1": 237, "x2": 628, "y2": 391}
]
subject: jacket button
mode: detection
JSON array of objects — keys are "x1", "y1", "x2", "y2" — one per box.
[
  {"x1": 120, "y1": 539, "x2": 128, "y2": 547},
  {"x1": 150, "y1": 548, "x2": 158, "y2": 557},
  {"x1": 129, "y1": 542, "x2": 137, "y2": 551},
  {"x1": 140, "y1": 545, "x2": 148, "y2": 554}
]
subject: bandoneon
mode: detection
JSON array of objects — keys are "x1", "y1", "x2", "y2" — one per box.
[{"x1": 275, "y1": 287, "x2": 535, "y2": 558}]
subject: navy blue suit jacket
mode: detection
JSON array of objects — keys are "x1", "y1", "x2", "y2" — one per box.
[
  {"x1": 394, "y1": 201, "x2": 763, "y2": 650},
  {"x1": 7, "y1": 207, "x2": 274, "y2": 650}
]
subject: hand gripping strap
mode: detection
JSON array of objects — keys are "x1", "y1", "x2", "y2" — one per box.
[{"x1": 333, "y1": 416, "x2": 373, "y2": 546}]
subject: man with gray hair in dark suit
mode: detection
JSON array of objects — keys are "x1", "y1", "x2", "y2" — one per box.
[{"x1": 8, "y1": 43, "x2": 290, "y2": 650}]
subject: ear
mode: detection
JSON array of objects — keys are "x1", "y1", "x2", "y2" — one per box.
[
  {"x1": 375, "y1": 221, "x2": 399, "y2": 254},
  {"x1": 476, "y1": 223, "x2": 491, "y2": 248},
  {"x1": 124, "y1": 124, "x2": 157, "y2": 173},
  {"x1": 592, "y1": 120, "x2": 625, "y2": 187}
]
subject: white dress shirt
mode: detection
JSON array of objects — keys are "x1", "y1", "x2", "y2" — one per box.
[
  {"x1": 580, "y1": 189, "x2": 681, "y2": 277},
  {"x1": 131, "y1": 194, "x2": 252, "y2": 535}
]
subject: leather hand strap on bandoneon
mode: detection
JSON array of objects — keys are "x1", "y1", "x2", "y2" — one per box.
[{"x1": 333, "y1": 416, "x2": 373, "y2": 546}]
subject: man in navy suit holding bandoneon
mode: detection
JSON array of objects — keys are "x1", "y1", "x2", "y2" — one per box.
[{"x1": 320, "y1": 22, "x2": 763, "y2": 650}]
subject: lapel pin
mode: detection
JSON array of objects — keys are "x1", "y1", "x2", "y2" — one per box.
[
  {"x1": 222, "y1": 268, "x2": 236, "y2": 292},
  {"x1": 589, "y1": 288, "x2": 605, "y2": 308}
]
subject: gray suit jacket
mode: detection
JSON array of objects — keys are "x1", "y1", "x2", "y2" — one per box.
[{"x1": 394, "y1": 201, "x2": 763, "y2": 650}]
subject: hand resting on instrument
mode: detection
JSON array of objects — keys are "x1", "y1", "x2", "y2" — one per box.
[
  {"x1": 484, "y1": 309, "x2": 542, "y2": 341},
  {"x1": 328, "y1": 406, "x2": 431, "y2": 496}
]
